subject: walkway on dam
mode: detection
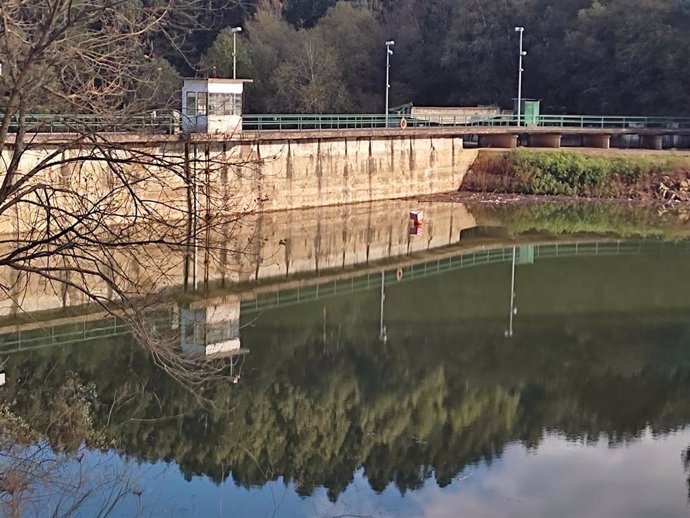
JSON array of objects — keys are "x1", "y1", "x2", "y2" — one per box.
[
  {"x1": 6, "y1": 112, "x2": 690, "y2": 150},
  {"x1": 240, "y1": 114, "x2": 690, "y2": 149}
]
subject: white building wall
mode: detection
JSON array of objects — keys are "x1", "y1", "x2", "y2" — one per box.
[{"x1": 181, "y1": 79, "x2": 247, "y2": 134}]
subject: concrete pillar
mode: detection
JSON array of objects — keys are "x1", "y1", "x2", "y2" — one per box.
[
  {"x1": 478, "y1": 134, "x2": 518, "y2": 149},
  {"x1": 640, "y1": 134, "x2": 663, "y2": 150},
  {"x1": 528, "y1": 133, "x2": 562, "y2": 148},
  {"x1": 582, "y1": 134, "x2": 611, "y2": 149}
]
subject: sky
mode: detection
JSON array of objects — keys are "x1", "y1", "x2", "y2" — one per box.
[{"x1": 60, "y1": 427, "x2": 690, "y2": 518}]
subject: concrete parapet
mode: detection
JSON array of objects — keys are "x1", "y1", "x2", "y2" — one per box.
[
  {"x1": 640, "y1": 134, "x2": 664, "y2": 150},
  {"x1": 478, "y1": 134, "x2": 518, "y2": 149},
  {"x1": 582, "y1": 134, "x2": 611, "y2": 149},
  {"x1": 528, "y1": 133, "x2": 562, "y2": 148}
]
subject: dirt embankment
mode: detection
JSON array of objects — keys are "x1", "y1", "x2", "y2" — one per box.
[{"x1": 459, "y1": 149, "x2": 690, "y2": 203}]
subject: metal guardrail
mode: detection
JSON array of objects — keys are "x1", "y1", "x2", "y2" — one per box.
[
  {"x1": 242, "y1": 114, "x2": 415, "y2": 131},
  {"x1": 241, "y1": 113, "x2": 690, "y2": 131},
  {"x1": 4, "y1": 112, "x2": 690, "y2": 134},
  {"x1": 1, "y1": 113, "x2": 178, "y2": 134}
]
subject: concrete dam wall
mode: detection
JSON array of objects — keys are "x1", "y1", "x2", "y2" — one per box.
[
  {"x1": 1, "y1": 133, "x2": 477, "y2": 235},
  {"x1": 232, "y1": 134, "x2": 477, "y2": 210}
]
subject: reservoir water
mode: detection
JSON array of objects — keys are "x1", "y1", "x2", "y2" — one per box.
[{"x1": 2, "y1": 199, "x2": 690, "y2": 517}]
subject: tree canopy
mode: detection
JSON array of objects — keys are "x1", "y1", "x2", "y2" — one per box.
[
  {"x1": 6, "y1": 0, "x2": 690, "y2": 115},
  {"x1": 199, "y1": 0, "x2": 690, "y2": 114}
]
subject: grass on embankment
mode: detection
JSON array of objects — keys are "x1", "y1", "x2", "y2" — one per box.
[{"x1": 462, "y1": 149, "x2": 690, "y2": 200}]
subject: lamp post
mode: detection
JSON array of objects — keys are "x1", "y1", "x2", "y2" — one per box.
[
  {"x1": 231, "y1": 27, "x2": 242, "y2": 80},
  {"x1": 385, "y1": 40, "x2": 395, "y2": 126},
  {"x1": 514, "y1": 26, "x2": 526, "y2": 127}
]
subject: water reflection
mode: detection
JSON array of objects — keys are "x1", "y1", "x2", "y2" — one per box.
[
  {"x1": 0, "y1": 200, "x2": 478, "y2": 318},
  {"x1": 2, "y1": 201, "x2": 690, "y2": 516}
]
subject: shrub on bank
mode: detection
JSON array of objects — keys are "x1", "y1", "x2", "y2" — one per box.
[{"x1": 463, "y1": 150, "x2": 690, "y2": 199}]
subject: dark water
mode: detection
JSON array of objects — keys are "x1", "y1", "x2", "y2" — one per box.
[{"x1": 3, "y1": 202, "x2": 690, "y2": 517}]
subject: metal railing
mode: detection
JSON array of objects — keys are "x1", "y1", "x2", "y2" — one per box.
[
  {"x1": 3, "y1": 112, "x2": 690, "y2": 135},
  {"x1": 1, "y1": 112, "x2": 178, "y2": 135},
  {"x1": 241, "y1": 113, "x2": 690, "y2": 132}
]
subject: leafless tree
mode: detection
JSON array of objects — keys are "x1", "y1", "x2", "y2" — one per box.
[{"x1": 0, "y1": 0, "x2": 263, "y2": 388}]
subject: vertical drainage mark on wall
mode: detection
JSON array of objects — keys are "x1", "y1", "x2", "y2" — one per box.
[
  {"x1": 390, "y1": 137, "x2": 395, "y2": 173},
  {"x1": 368, "y1": 137, "x2": 374, "y2": 200},
  {"x1": 451, "y1": 138, "x2": 456, "y2": 167},
  {"x1": 409, "y1": 137, "x2": 416, "y2": 174},
  {"x1": 286, "y1": 140, "x2": 293, "y2": 180},
  {"x1": 315, "y1": 139, "x2": 323, "y2": 202},
  {"x1": 429, "y1": 138, "x2": 437, "y2": 193},
  {"x1": 343, "y1": 138, "x2": 350, "y2": 203},
  {"x1": 255, "y1": 141, "x2": 264, "y2": 208}
]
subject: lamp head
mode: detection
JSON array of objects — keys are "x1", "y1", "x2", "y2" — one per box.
[
  {"x1": 515, "y1": 26, "x2": 524, "y2": 32},
  {"x1": 386, "y1": 40, "x2": 395, "y2": 46},
  {"x1": 231, "y1": 26, "x2": 243, "y2": 33}
]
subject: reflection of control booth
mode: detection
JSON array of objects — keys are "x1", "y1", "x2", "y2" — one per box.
[{"x1": 179, "y1": 296, "x2": 249, "y2": 382}]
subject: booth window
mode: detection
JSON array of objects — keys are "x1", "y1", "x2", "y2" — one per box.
[
  {"x1": 185, "y1": 92, "x2": 197, "y2": 116},
  {"x1": 197, "y1": 92, "x2": 207, "y2": 115},
  {"x1": 233, "y1": 93, "x2": 242, "y2": 115},
  {"x1": 185, "y1": 92, "x2": 208, "y2": 116},
  {"x1": 208, "y1": 93, "x2": 242, "y2": 116}
]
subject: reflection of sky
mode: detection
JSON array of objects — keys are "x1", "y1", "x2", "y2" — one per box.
[{"x1": 76, "y1": 429, "x2": 690, "y2": 518}]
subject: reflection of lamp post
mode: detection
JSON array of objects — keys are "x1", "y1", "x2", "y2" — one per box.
[
  {"x1": 231, "y1": 27, "x2": 242, "y2": 80},
  {"x1": 505, "y1": 246, "x2": 517, "y2": 337},
  {"x1": 379, "y1": 271, "x2": 388, "y2": 343}
]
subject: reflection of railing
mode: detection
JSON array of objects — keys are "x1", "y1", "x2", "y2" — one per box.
[
  {"x1": 241, "y1": 240, "x2": 690, "y2": 313},
  {"x1": 0, "y1": 316, "x2": 129, "y2": 354},
  {"x1": 2, "y1": 239, "x2": 689, "y2": 352}
]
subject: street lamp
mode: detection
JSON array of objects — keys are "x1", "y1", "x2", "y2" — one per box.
[
  {"x1": 231, "y1": 27, "x2": 242, "y2": 80},
  {"x1": 514, "y1": 27, "x2": 526, "y2": 127},
  {"x1": 385, "y1": 40, "x2": 395, "y2": 126}
]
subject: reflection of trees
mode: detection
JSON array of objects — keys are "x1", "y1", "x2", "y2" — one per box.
[
  {"x1": 5, "y1": 251, "x2": 690, "y2": 502},
  {"x1": 6, "y1": 309, "x2": 690, "y2": 502},
  {"x1": 470, "y1": 201, "x2": 690, "y2": 240},
  {"x1": 0, "y1": 370, "x2": 147, "y2": 517}
]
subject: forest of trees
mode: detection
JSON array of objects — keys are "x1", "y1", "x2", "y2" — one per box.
[{"x1": 159, "y1": 0, "x2": 690, "y2": 115}]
